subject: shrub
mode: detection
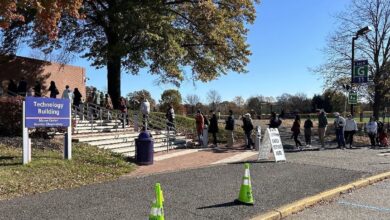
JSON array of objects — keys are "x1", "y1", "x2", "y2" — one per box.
[{"x1": 0, "y1": 97, "x2": 23, "y2": 136}]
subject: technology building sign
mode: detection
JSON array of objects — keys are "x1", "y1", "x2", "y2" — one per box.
[
  {"x1": 23, "y1": 97, "x2": 72, "y2": 164},
  {"x1": 25, "y1": 97, "x2": 70, "y2": 128}
]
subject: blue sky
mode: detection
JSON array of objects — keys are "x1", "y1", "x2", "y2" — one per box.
[{"x1": 19, "y1": 0, "x2": 350, "y2": 103}]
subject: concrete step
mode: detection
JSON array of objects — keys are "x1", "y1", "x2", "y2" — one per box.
[
  {"x1": 74, "y1": 126, "x2": 126, "y2": 131},
  {"x1": 75, "y1": 120, "x2": 122, "y2": 124},
  {"x1": 110, "y1": 140, "x2": 186, "y2": 154},
  {"x1": 74, "y1": 122, "x2": 120, "y2": 127},
  {"x1": 73, "y1": 128, "x2": 133, "y2": 134},
  {"x1": 88, "y1": 134, "x2": 172, "y2": 147},
  {"x1": 73, "y1": 130, "x2": 181, "y2": 142}
]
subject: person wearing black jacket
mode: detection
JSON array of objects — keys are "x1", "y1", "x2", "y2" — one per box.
[
  {"x1": 225, "y1": 110, "x2": 235, "y2": 147},
  {"x1": 242, "y1": 113, "x2": 254, "y2": 149},
  {"x1": 33, "y1": 81, "x2": 42, "y2": 97},
  {"x1": 269, "y1": 112, "x2": 282, "y2": 128},
  {"x1": 7, "y1": 79, "x2": 17, "y2": 96},
  {"x1": 48, "y1": 81, "x2": 59, "y2": 98},
  {"x1": 17, "y1": 77, "x2": 27, "y2": 97},
  {"x1": 208, "y1": 110, "x2": 219, "y2": 147},
  {"x1": 73, "y1": 88, "x2": 82, "y2": 107},
  {"x1": 304, "y1": 115, "x2": 313, "y2": 147}
]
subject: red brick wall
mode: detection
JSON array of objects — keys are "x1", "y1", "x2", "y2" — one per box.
[{"x1": 0, "y1": 55, "x2": 86, "y2": 98}]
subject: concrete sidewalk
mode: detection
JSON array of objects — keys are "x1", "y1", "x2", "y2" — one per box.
[
  {"x1": 287, "y1": 178, "x2": 390, "y2": 220},
  {"x1": 127, "y1": 145, "x2": 258, "y2": 177}
]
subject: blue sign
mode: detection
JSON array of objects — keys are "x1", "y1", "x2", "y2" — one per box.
[{"x1": 25, "y1": 97, "x2": 70, "y2": 128}]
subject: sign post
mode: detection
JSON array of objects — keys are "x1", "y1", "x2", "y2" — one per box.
[{"x1": 23, "y1": 97, "x2": 71, "y2": 164}]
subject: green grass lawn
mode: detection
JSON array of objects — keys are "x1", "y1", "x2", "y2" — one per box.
[{"x1": 0, "y1": 143, "x2": 134, "y2": 200}]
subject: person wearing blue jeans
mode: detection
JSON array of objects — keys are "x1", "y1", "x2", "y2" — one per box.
[{"x1": 333, "y1": 112, "x2": 346, "y2": 149}]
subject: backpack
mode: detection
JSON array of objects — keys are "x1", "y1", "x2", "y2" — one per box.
[{"x1": 203, "y1": 115, "x2": 209, "y2": 126}]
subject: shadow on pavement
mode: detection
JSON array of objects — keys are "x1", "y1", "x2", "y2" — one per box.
[{"x1": 197, "y1": 201, "x2": 240, "y2": 209}]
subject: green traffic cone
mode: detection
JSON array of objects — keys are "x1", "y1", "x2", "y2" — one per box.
[
  {"x1": 235, "y1": 163, "x2": 254, "y2": 205},
  {"x1": 149, "y1": 183, "x2": 165, "y2": 220}
]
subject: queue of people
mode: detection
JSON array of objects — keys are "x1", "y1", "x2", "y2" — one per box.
[
  {"x1": 290, "y1": 110, "x2": 388, "y2": 151},
  {"x1": 192, "y1": 108, "x2": 388, "y2": 150}
]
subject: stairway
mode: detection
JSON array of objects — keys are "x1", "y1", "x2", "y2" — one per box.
[
  {"x1": 71, "y1": 106, "x2": 191, "y2": 157},
  {"x1": 72, "y1": 130, "x2": 188, "y2": 157}
]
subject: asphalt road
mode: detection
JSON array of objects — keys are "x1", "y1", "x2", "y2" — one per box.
[
  {"x1": 0, "y1": 162, "x2": 365, "y2": 220},
  {"x1": 2, "y1": 125, "x2": 389, "y2": 219}
]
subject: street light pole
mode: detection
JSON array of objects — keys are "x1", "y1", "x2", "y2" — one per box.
[
  {"x1": 351, "y1": 26, "x2": 371, "y2": 117},
  {"x1": 351, "y1": 36, "x2": 357, "y2": 116}
]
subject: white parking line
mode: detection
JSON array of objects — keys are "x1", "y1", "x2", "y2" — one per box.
[
  {"x1": 212, "y1": 151, "x2": 258, "y2": 165},
  {"x1": 338, "y1": 200, "x2": 390, "y2": 213}
]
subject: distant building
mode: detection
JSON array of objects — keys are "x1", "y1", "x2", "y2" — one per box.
[{"x1": 0, "y1": 55, "x2": 86, "y2": 98}]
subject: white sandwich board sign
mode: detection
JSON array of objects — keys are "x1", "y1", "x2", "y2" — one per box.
[{"x1": 258, "y1": 128, "x2": 286, "y2": 162}]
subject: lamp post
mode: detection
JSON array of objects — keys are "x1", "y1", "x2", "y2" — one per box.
[{"x1": 351, "y1": 26, "x2": 371, "y2": 116}]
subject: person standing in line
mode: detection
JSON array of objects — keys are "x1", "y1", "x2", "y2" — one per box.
[
  {"x1": 8, "y1": 79, "x2": 17, "y2": 96},
  {"x1": 344, "y1": 113, "x2": 358, "y2": 149},
  {"x1": 61, "y1": 85, "x2": 73, "y2": 103},
  {"x1": 195, "y1": 110, "x2": 205, "y2": 146},
  {"x1": 317, "y1": 109, "x2": 328, "y2": 150},
  {"x1": 208, "y1": 110, "x2": 219, "y2": 147},
  {"x1": 225, "y1": 110, "x2": 235, "y2": 148},
  {"x1": 269, "y1": 111, "x2": 282, "y2": 129},
  {"x1": 242, "y1": 113, "x2": 254, "y2": 149},
  {"x1": 291, "y1": 114, "x2": 303, "y2": 150},
  {"x1": 119, "y1": 97, "x2": 128, "y2": 126},
  {"x1": 166, "y1": 104, "x2": 175, "y2": 130},
  {"x1": 376, "y1": 120, "x2": 385, "y2": 147},
  {"x1": 94, "y1": 89, "x2": 101, "y2": 106},
  {"x1": 17, "y1": 77, "x2": 27, "y2": 97},
  {"x1": 33, "y1": 81, "x2": 42, "y2": 97},
  {"x1": 99, "y1": 92, "x2": 105, "y2": 107},
  {"x1": 73, "y1": 88, "x2": 82, "y2": 107},
  {"x1": 48, "y1": 81, "x2": 59, "y2": 98},
  {"x1": 89, "y1": 87, "x2": 96, "y2": 103},
  {"x1": 105, "y1": 94, "x2": 113, "y2": 110},
  {"x1": 366, "y1": 116, "x2": 378, "y2": 147},
  {"x1": 104, "y1": 94, "x2": 113, "y2": 120},
  {"x1": 140, "y1": 98, "x2": 150, "y2": 128},
  {"x1": 333, "y1": 112, "x2": 346, "y2": 149},
  {"x1": 304, "y1": 115, "x2": 313, "y2": 147}
]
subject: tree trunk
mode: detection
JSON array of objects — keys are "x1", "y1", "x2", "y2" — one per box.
[
  {"x1": 373, "y1": 85, "x2": 382, "y2": 120},
  {"x1": 107, "y1": 55, "x2": 121, "y2": 109}
]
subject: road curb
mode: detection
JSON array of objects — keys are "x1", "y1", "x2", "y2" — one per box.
[{"x1": 251, "y1": 171, "x2": 390, "y2": 220}]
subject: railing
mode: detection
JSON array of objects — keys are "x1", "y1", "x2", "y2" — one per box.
[{"x1": 71, "y1": 103, "x2": 195, "y2": 150}]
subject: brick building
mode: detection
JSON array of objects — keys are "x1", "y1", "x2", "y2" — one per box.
[{"x1": 0, "y1": 55, "x2": 86, "y2": 98}]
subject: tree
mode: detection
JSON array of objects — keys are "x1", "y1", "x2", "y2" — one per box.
[
  {"x1": 311, "y1": 94, "x2": 325, "y2": 112},
  {"x1": 246, "y1": 96, "x2": 263, "y2": 115},
  {"x1": 206, "y1": 89, "x2": 222, "y2": 110},
  {"x1": 127, "y1": 89, "x2": 156, "y2": 111},
  {"x1": 323, "y1": 89, "x2": 347, "y2": 114},
  {"x1": 314, "y1": 0, "x2": 390, "y2": 118},
  {"x1": 185, "y1": 94, "x2": 201, "y2": 114},
  {"x1": 0, "y1": 0, "x2": 82, "y2": 39},
  {"x1": 1, "y1": 1, "x2": 259, "y2": 108},
  {"x1": 160, "y1": 89, "x2": 182, "y2": 114}
]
